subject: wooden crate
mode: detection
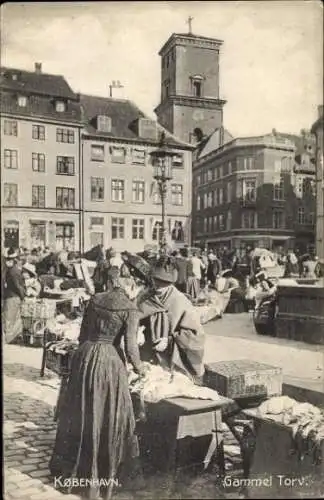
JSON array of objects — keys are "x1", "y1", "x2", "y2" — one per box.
[
  {"x1": 204, "y1": 360, "x2": 282, "y2": 400},
  {"x1": 247, "y1": 418, "x2": 324, "y2": 498},
  {"x1": 276, "y1": 285, "x2": 324, "y2": 345}
]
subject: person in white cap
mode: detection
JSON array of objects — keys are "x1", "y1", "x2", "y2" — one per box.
[
  {"x1": 108, "y1": 248, "x2": 124, "y2": 269},
  {"x1": 3, "y1": 248, "x2": 25, "y2": 343},
  {"x1": 22, "y1": 263, "x2": 41, "y2": 298}
]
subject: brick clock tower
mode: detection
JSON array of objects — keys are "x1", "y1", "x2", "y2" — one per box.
[{"x1": 155, "y1": 29, "x2": 226, "y2": 144}]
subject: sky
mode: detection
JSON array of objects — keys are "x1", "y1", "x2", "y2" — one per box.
[{"x1": 1, "y1": 1, "x2": 323, "y2": 137}]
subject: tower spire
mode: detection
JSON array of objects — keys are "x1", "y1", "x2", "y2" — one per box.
[{"x1": 186, "y1": 16, "x2": 194, "y2": 34}]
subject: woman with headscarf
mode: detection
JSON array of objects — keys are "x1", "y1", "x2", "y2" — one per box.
[
  {"x1": 49, "y1": 267, "x2": 146, "y2": 499},
  {"x1": 2, "y1": 248, "x2": 25, "y2": 344}
]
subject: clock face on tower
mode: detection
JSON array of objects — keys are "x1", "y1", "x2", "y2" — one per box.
[{"x1": 192, "y1": 109, "x2": 204, "y2": 121}]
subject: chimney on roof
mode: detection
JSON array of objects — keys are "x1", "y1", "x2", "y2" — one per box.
[{"x1": 35, "y1": 62, "x2": 42, "y2": 74}]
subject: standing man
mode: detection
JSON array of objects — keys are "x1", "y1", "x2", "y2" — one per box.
[
  {"x1": 189, "y1": 251, "x2": 205, "y2": 300},
  {"x1": 207, "y1": 251, "x2": 222, "y2": 287},
  {"x1": 174, "y1": 248, "x2": 189, "y2": 294}
]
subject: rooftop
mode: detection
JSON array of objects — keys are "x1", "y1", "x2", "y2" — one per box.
[
  {"x1": 159, "y1": 32, "x2": 223, "y2": 56},
  {"x1": 194, "y1": 132, "x2": 296, "y2": 166},
  {"x1": 80, "y1": 93, "x2": 192, "y2": 148},
  {"x1": 0, "y1": 66, "x2": 77, "y2": 100}
]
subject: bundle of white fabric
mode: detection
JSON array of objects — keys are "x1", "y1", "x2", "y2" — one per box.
[
  {"x1": 128, "y1": 361, "x2": 220, "y2": 403},
  {"x1": 197, "y1": 289, "x2": 231, "y2": 324},
  {"x1": 46, "y1": 315, "x2": 82, "y2": 341},
  {"x1": 257, "y1": 396, "x2": 324, "y2": 442}
]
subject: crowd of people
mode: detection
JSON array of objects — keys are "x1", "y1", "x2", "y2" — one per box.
[
  {"x1": 2, "y1": 240, "x2": 323, "y2": 498},
  {"x1": 2, "y1": 242, "x2": 322, "y2": 346}
]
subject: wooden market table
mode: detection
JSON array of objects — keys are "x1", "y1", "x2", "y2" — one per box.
[
  {"x1": 133, "y1": 395, "x2": 234, "y2": 478},
  {"x1": 239, "y1": 407, "x2": 324, "y2": 498}
]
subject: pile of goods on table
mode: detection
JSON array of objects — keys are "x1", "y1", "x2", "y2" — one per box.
[
  {"x1": 21, "y1": 258, "x2": 92, "y2": 347},
  {"x1": 257, "y1": 395, "x2": 324, "y2": 463},
  {"x1": 194, "y1": 287, "x2": 231, "y2": 324},
  {"x1": 128, "y1": 361, "x2": 220, "y2": 403}
]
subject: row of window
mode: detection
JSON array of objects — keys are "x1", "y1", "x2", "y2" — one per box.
[
  {"x1": 3, "y1": 184, "x2": 75, "y2": 209},
  {"x1": 196, "y1": 177, "x2": 287, "y2": 211},
  {"x1": 89, "y1": 219, "x2": 184, "y2": 243},
  {"x1": 90, "y1": 144, "x2": 183, "y2": 167},
  {"x1": 4, "y1": 150, "x2": 76, "y2": 174},
  {"x1": 112, "y1": 219, "x2": 170, "y2": 241},
  {"x1": 4, "y1": 96, "x2": 67, "y2": 112},
  {"x1": 196, "y1": 158, "x2": 250, "y2": 185},
  {"x1": 196, "y1": 208, "x2": 315, "y2": 235},
  {"x1": 3, "y1": 146, "x2": 184, "y2": 170},
  {"x1": 91, "y1": 219, "x2": 169, "y2": 242},
  {"x1": 196, "y1": 158, "x2": 292, "y2": 186},
  {"x1": 4, "y1": 121, "x2": 75, "y2": 143},
  {"x1": 91, "y1": 178, "x2": 183, "y2": 205},
  {"x1": 3, "y1": 180, "x2": 184, "y2": 207},
  {"x1": 4, "y1": 120, "x2": 185, "y2": 168}
]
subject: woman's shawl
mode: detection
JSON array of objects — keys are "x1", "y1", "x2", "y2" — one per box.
[{"x1": 140, "y1": 285, "x2": 205, "y2": 377}]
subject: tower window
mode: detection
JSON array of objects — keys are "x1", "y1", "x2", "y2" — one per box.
[
  {"x1": 193, "y1": 81, "x2": 202, "y2": 97},
  {"x1": 191, "y1": 75, "x2": 204, "y2": 97}
]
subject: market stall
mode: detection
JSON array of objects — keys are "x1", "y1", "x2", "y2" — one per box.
[
  {"x1": 244, "y1": 397, "x2": 324, "y2": 498},
  {"x1": 21, "y1": 259, "x2": 92, "y2": 348}
]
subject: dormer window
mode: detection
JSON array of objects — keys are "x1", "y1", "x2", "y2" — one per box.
[
  {"x1": 12, "y1": 74, "x2": 18, "y2": 81},
  {"x1": 18, "y1": 95, "x2": 27, "y2": 107},
  {"x1": 136, "y1": 118, "x2": 157, "y2": 140},
  {"x1": 55, "y1": 101, "x2": 66, "y2": 112},
  {"x1": 96, "y1": 115, "x2": 112, "y2": 133}
]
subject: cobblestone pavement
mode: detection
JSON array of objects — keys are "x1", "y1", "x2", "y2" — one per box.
[{"x1": 3, "y1": 346, "x2": 244, "y2": 500}]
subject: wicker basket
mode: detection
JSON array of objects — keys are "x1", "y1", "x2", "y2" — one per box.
[
  {"x1": 45, "y1": 342, "x2": 78, "y2": 376},
  {"x1": 204, "y1": 359, "x2": 283, "y2": 400},
  {"x1": 22, "y1": 298, "x2": 56, "y2": 319},
  {"x1": 21, "y1": 298, "x2": 57, "y2": 347}
]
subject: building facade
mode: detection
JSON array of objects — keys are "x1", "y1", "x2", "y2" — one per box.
[
  {"x1": 274, "y1": 130, "x2": 316, "y2": 253},
  {"x1": 311, "y1": 105, "x2": 324, "y2": 260},
  {"x1": 80, "y1": 94, "x2": 193, "y2": 253},
  {"x1": 154, "y1": 32, "x2": 226, "y2": 145},
  {"x1": 192, "y1": 133, "x2": 300, "y2": 252},
  {"x1": 1, "y1": 64, "x2": 83, "y2": 251}
]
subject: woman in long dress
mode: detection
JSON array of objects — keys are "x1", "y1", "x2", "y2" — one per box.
[
  {"x1": 3, "y1": 248, "x2": 25, "y2": 344},
  {"x1": 49, "y1": 268, "x2": 145, "y2": 499}
]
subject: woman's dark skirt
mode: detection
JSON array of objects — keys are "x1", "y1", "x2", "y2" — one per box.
[
  {"x1": 49, "y1": 340, "x2": 139, "y2": 487},
  {"x1": 224, "y1": 288, "x2": 248, "y2": 314}
]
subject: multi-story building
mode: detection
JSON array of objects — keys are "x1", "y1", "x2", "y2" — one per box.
[
  {"x1": 311, "y1": 105, "x2": 324, "y2": 260},
  {"x1": 1, "y1": 64, "x2": 83, "y2": 251},
  {"x1": 275, "y1": 130, "x2": 316, "y2": 253},
  {"x1": 80, "y1": 94, "x2": 193, "y2": 253},
  {"x1": 155, "y1": 32, "x2": 226, "y2": 144},
  {"x1": 192, "y1": 132, "x2": 298, "y2": 252}
]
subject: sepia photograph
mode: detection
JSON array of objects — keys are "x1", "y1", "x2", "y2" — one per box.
[{"x1": 1, "y1": 1, "x2": 323, "y2": 499}]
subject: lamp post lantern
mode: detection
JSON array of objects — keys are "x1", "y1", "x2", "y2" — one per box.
[{"x1": 149, "y1": 132, "x2": 174, "y2": 252}]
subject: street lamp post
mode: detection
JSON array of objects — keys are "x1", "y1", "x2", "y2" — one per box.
[{"x1": 149, "y1": 132, "x2": 174, "y2": 253}]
